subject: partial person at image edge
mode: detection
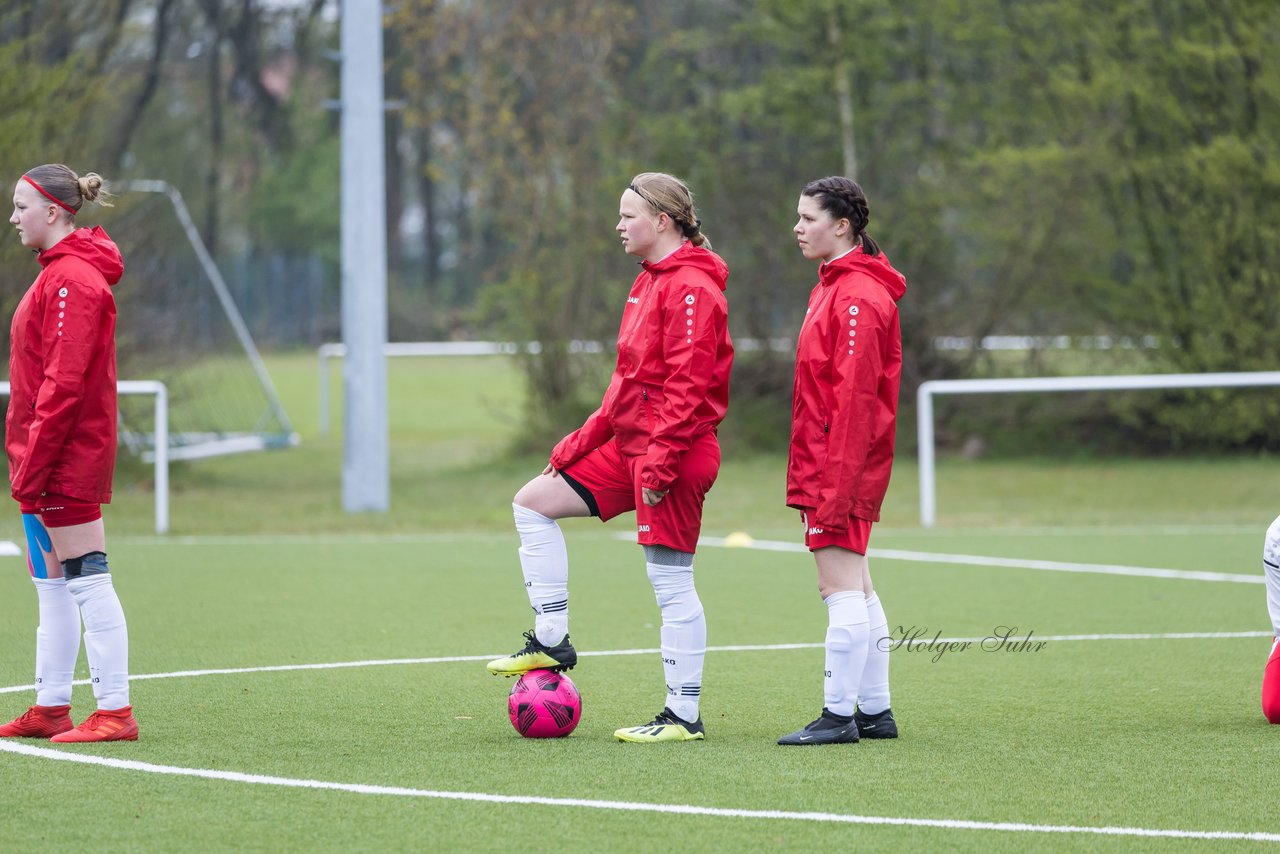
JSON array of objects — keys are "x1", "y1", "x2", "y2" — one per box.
[{"x1": 1262, "y1": 516, "x2": 1280, "y2": 723}]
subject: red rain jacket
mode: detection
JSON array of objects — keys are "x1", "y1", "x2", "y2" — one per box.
[
  {"x1": 7, "y1": 226, "x2": 124, "y2": 504},
  {"x1": 551, "y1": 242, "x2": 733, "y2": 492},
  {"x1": 787, "y1": 247, "x2": 907, "y2": 526}
]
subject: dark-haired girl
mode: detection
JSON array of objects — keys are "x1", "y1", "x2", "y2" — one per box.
[{"x1": 778, "y1": 176, "x2": 906, "y2": 746}]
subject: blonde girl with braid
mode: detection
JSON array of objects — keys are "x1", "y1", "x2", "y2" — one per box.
[{"x1": 487, "y1": 172, "x2": 734, "y2": 743}]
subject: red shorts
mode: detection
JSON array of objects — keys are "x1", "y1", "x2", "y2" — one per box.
[
  {"x1": 800, "y1": 509, "x2": 872, "y2": 554},
  {"x1": 18, "y1": 493, "x2": 102, "y2": 528},
  {"x1": 559, "y1": 433, "x2": 720, "y2": 554}
]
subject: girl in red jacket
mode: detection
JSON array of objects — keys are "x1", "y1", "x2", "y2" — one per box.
[
  {"x1": 0, "y1": 164, "x2": 137, "y2": 743},
  {"x1": 777, "y1": 176, "x2": 906, "y2": 746},
  {"x1": 487, "y1": 172, "x2": 733, "y2": 743}
]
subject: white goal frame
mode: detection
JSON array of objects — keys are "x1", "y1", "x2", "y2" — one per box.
[
  {"x1": 315, "y1": 340, "x2": 611, "y2": 434},
  {"x1": 117, "y1": 180, "x2": 297, "y2": 456},
  {"x1": 0, "y1": 381, "x2": 170, "y2": 534},
  {"x1": 917, "y1": 371, "x2": 1280, "y2": 527}
]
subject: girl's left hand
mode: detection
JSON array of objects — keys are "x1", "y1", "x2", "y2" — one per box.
[{"x1": 642, "y1": 487, "x2": 668, "y2": 507}]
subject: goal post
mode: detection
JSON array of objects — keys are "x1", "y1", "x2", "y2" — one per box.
[
  {"x1": 0, "y1": 380, "x2": 170, "y2": 535},
  {"x1": 917, "y1": 371, "x2": 1280, "y2": 527}
]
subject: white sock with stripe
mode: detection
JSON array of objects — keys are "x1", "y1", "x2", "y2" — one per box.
[
  {"x1": 32, "y1": 577, "x2": 81, "y2": 707},
  {"x1": 823, "y1": 590, "x2": 869, "y2": 718},
  {"x1": 645, "y1": 548, "x2": 704, "y2": 723},
  {"x1": 513, "y1": 503, "x2": 570, "y2": 645}
]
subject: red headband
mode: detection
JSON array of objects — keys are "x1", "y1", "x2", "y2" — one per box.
[{"x1": 22, "y1": 175, "x2": 78, "y2": 215}]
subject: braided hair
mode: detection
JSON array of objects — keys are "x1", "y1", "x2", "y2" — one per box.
[
  {"x1": 628, "y1": 172, "x2": 711, "y2": 250},
  {"x1": 800, "y1": 176, "x2": 880, "y2": 257}
]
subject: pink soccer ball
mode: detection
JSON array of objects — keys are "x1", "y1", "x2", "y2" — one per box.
[{"x1": 508, "y1": 669, "x2": 581, "y2": 738}]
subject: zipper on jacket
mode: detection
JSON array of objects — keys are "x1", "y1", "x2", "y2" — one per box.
[{"x1": 823, "y1": 423, "x2": 829, "y2": 433}]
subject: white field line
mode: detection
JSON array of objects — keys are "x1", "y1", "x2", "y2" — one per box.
[
  {"x1": 118, "y1": 532, "x2": 514, "y2": 546},
  {"x1": 0, "y1": 740, "x2": 1275, "y2": 843},
  {"x1": 1, "y1": 632, "x2": 1270, "y2": 696},
  {"x1": 695, "y1": 535, "x2": 1265, "y2": 584},
  {"x1": 3, "y1": 523, "x2": 1252, "y2": 549},
  {"x1": 889, "y1": 523, "x2": 1262, "y2": 537},
  {"x1": 12, "y1": 531, "x2": 1265, "y2": 584}
]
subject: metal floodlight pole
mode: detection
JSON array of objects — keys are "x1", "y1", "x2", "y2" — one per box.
[{"x1": 339, "y1": 0, "x2": 389, "y2": 512}]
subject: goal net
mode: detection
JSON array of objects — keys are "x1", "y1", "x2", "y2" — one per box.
[{"x1": 105, "y1": 180, "x2": 297, "y2": 461}]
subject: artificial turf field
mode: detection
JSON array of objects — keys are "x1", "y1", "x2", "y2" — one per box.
[{"x1": 0, "y1": 353, "x2": 1278, "y2": 852}]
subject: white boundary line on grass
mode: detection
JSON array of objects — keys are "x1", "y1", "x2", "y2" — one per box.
[
  {"x1": 115, "y1": 532, "x2": 513, "y2": 546},
  {"x1": 77, "y1": 522, "x2": 1263, "y2": 548},
  {"x1": 896, "y1": 523, "x2": 1263, "y2": 537},
  {"x1": 2, "y1": 637, "x2": 1275, "y2": 843},
  {"x1": 13, "y1": 532, "x2": 1266, "y2": 584},
  {"x1": 0, "y1": 739, "x2": 1276, "y2": 843},
  {"x1": 1, "y1": 632, "x2": 1270, "y2": 696},
  {"x1": 2, "y1": 532, "x2": 1266, "y2": 842},
  {"x1": 695, "y1": 535, "x2": 1265, "y2": 584}
]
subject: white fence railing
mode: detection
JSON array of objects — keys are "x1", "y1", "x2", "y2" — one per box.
[
  {"x1": 0, "y1": 381, "x2": 169, "y2": 534},
  {"x1": 316, "y1": 339, "x2": 793, "y2": 434},
  {"x1": 317, "y1": 342, "x2": 529, "y2": 434},
  {"x1": 917, "y1": 371, "x2": 1280, "y2": 528}
]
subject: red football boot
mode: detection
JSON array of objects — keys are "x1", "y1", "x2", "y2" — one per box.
[
  {"x1": 1262, "y1": 639, "x2": 1280, "y2": 724},
  {"x1": 50, "y1": 706, "x2": 138, "y2": 743},
  {"x1": 0, "y1": 704, "x2": 74, "y2": 738}
]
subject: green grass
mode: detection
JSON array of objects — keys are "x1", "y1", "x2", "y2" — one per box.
[{"x1": 1, "y1": 351, "x2": 1278, "y2": 852}]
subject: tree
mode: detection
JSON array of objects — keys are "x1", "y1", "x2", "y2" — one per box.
[
  {"x1": 394, "y1": 0, "x2": 637, "y2": 446},
  {"x1": 992, "y1": 0, "x2": 1280, "y2": 447},
  {"x1": 0, "y1": 2, "x2": 128, "y2": 350}
]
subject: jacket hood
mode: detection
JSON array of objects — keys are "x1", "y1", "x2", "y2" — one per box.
[
  {"x1": 38, "y1": 226, "x2": 124, "y2": 286},
  {"x1": 642, "y1": 241, "x2": 729, "y2": 292},
  {"x1": 819, "y1": 247, "x2": 906, "y2": 302}
]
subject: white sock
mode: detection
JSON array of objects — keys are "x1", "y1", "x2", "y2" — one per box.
[
  {"x1": 513, "y1": 504, "x2": 570, "y2": 646},
  {"x1": 858, "y1": 592, "x2": 891, "y2": 715},
  {"x1": 1265, "y1": 515, "x2": 1280, "y2": 637},
  {"x1": 823, "y1": 590, "x2": 869, "y2": 718},
  {"x1": 67, "y1": 573, "x2": 129, "y2": 710},
  {"x1": 646, "y1": 555, "x2": 705, "y2": 723},
  {"x1": 32, "y1": 577, "x2": 81, "y2": 707}
]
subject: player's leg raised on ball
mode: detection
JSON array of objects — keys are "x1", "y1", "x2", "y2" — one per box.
[
  {"x1": 487, "y1": 629, "x2": 578, "y2": 677},
  {"x1": 488, "y1": 476, "x2": 590, "y2": 677}
]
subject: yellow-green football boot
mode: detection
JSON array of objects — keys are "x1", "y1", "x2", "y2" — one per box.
[
  {"x1": 613, "y1": 707, "x2": 705, "y2": 742},
  {"x1": 486, "y1": 630, "x2": 577, "y2": 676}
]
